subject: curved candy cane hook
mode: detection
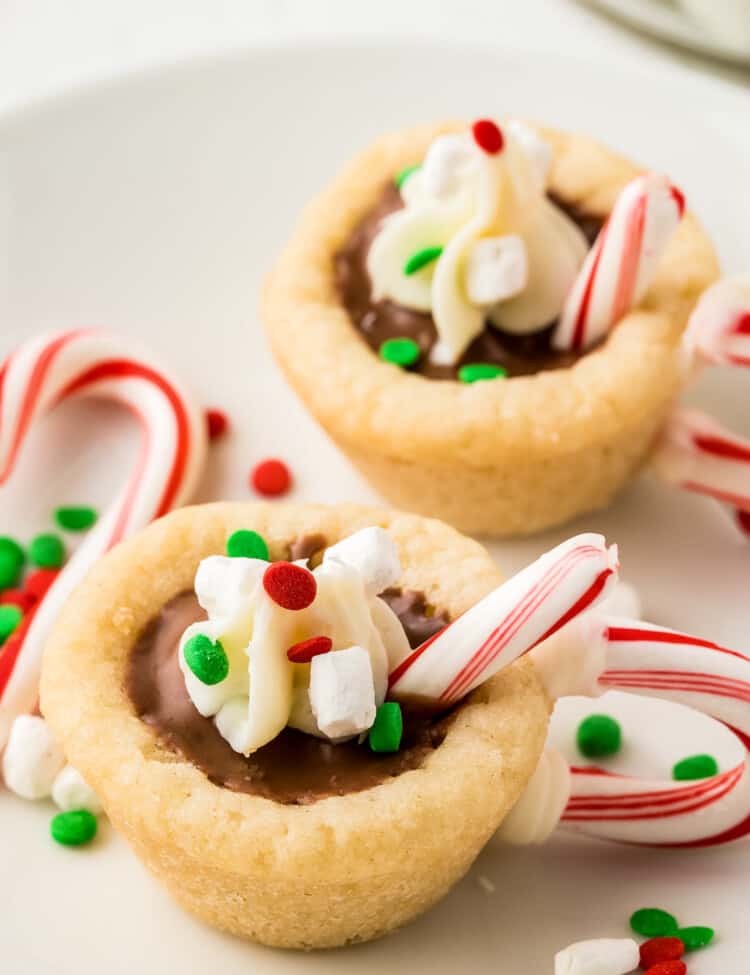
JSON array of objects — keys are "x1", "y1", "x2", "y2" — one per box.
[
  {"x1": 515, "y1": 615, "x2": 750, "y2": 848},
  {"x1": 0, "y1": 329, "x2": 208, "y2": 748},
  {"x1": 652, "y1": 274, "x2": 750, "y2": 528}
]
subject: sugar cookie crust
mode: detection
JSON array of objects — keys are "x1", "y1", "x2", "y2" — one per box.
[
  {"x1": 262, "y1": 123, "x2": 719, "y2": 535},
  {"x1": 41, "y1": 502, "x2": 549, "y2": 948}
]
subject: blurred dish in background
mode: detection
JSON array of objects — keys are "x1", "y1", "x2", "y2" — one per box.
[{"x1": 583, "y1": 0, "x2": 750, "y2": 65}]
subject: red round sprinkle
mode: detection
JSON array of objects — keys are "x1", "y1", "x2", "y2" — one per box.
[
  {"x1": 640, "y1": 938, "x2": 685, "y2": 969},
  {"x1": 286, "y1": 635, "x2": 332, "y2": 663},
  {"x1": 263, "y1": 562, "x2": 316, "y2": 611},
  {"x1": 24, "y1": 568, "x2": 59, "y2": 599},
  {"x1": 0, "y1": 588, "x2": 36, "y2": 613},
  {"x1": 472, "y1": 119, "x2": 504, "y2": 155},
  {"x1": 644, "y1": 962, "x2": 687, "y2": 975},
  {"x1": 205, "y1": 408, "x2": 229, "y2": 441},
  {"x1": 251, "y1": 458, "x2": 292, "y2": 497}
]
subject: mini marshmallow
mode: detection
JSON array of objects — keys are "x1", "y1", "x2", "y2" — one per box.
[
  {"x1": 2, "y1": 715, "x2": 65, "y2": 800},
  {"x1": 554, "y1": 939, "x2": 639, "y2": 975},
  {"x1": 51, "y1": 765, "x2": 103, "y2": 815},
  {"x1": 309, "y1": 645, "x2": 376, "y2": 740},
  {"x1": 419, "y1": 133, "x2": 475, "y2": 198},
  {"x1": 466, "y1": 235, "x2": 528, "y2": 306},
  {"x1": 323, "y1": 527, "x2": 401, "y2": 597},
  {"x1": 194, "y1": 555, "x2": 266, "y2": 618},
  {"x1": 507, "y1": 120, "x2": 553, "y2": 187},
  {"x1": 597, "y1": 580, "x2": 642, "y2": 620}
]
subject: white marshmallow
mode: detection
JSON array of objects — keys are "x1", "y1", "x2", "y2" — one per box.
[
  {"x1": 597, "y1": 580, "x2": 642, "y2": 620},
  {"x1": 554, "y1": 939, "x2": 639, "y2": 975},
  {"x1": 323, "y1": 527, "x2": 401, "y2": 597},
  {"x1": 51, "y1": 765, "x2": 103, "y2": 814},
  {"x1": 309, "y1": 646, "x2": 376, "y2": 740},
  {"x1": 466, "y1": 235, "x2": 528, "y2": 306},
  {"x1": 507, "y1": 120, "x2": 553, "y2": 187},
  {"x1": 420, "y1": 133, "x2": 475, "y2": 198},
  {"x1": 194, "y1": 555, "x2": 266, "y2": 619},
  {"x1": 2, "y1": 715, "x2": 66, "y2": 800}
]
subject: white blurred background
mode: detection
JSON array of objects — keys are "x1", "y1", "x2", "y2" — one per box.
[{"x1": 0, "y1": 0, "x2": 748, "y2": 116}]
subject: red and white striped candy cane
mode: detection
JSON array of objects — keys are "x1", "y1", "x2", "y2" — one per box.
[
  {"x1": 651, "y1": 409, "x2": 750, "y2": 516},
  {"x1": 0, "y1": 328, "x2": 207, "y2": 748},
  {"x1": 559, "y1": 617, "x2": 750, "y2": 847},
  {"x1": 683, "y1": 273, "x2": 750, "y2": 369},
  {"x1": 388, "y1": 533, "x2": 618, "y2": 706},
  {"x1": 552, "y1": 173, "x2": 685, "y2": 352},
  {"x1": 599, "y1": 619, "x2": 750, "y2": 735}
]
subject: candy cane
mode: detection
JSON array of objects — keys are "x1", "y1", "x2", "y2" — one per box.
[
  {"x1": 552, "y1": 173, "x2": 684, "y2": 351},
  {"x1": 683, "y1": 273, "x2": 750, "y2": 369},
  {"x1": 0, "y1": 328, "x2": 207, "y2": 748},
  {"x1": 651, "y1": 409, "x2": 750, "y2": 515},
  {"x1": 388, "y1": 533, "x2": 618, "y2": 705},
  {"x1": 526, "y1": 614, "x2": 750, "y2": 847}
]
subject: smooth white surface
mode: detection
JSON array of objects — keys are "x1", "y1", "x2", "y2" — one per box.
[{"x1": 1, "y1": 39, "x2": 749, "y2": 974}]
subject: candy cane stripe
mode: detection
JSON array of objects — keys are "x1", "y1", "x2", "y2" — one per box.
[
  {"x1": 444, "y1": 544, "x2": 603, "y2": 700},
  {"x1": 553, "y1": 173, "x2": 684, "y2": 351},
  {"x1": 0, "y1": 329, "x2": 207, "y2": 747},
  {"x1": 651, "y1": 409, "x2": 750, "y2": 516},
  {"x1": 389, "y1": 534, "x2": 617, "y2": 705},
  {"x1": 555, "y1": 614, "x2": 750, "y2": 846}
]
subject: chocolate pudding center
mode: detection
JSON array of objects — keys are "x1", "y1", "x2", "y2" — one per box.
[
  {"x1": 334, "y1": 182, "x2": 603, "y2": 380},
  {"x1": 125, "y1": 543, "x2": 452, "y2": 805}
]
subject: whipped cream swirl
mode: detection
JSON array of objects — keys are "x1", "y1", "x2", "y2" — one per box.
[
  {"x1": 367, "y1": 120, "x2": 589, "y2": 365},
  {"x1": 178, "y1": 528, "x2": 412, "y2": 756}
]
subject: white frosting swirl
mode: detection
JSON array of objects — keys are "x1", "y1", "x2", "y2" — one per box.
[
  {"x1": 367, "y1": 120, "x2": 589, "y2": 365},
  {"x1": 178, "y1": 528, "x2": 409, "y2": 755}
]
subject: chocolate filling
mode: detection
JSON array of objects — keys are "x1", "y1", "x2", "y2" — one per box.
[
  {"x1": 334, "y1": 182, "x2": 604, "y2": 380},
  {"x1": 126, "y1": 552, "x2": 453, "y2": 804}
]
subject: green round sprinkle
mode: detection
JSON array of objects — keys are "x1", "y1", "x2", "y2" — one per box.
[
  {"x1": 51, "y1": 809, "x2": 98, "y2": 847},
  {"x1": 0, "y1": 536, "x2": 25, "y2": 589},
  {"x1": 403, "y1": 245, "x2": 443, "y2": 276},
  {"x1": 54, "y1": 505, "x2": 98, "y2": 532},
  {"x1": 29, "y1": 533, "x2": 65, "y2": 569},
  {"x1": 379, "y1": 337, "x2": 421, "y2": 368},
  {"x1": 576, "y1": 714, "x2": 622, "y2": 758},
  {"x1": 184, "y1": 633, "x2": 229, "y2": 685},
  {"x1": 672, "y1": 754, "x2": 719, "y2": 781},
  {"x1": 368, "y1": 702, "x2": 403, "y2": 754},
  {"x1": 677, "y1": 925, "x2": 715, "y2": 951},
  {"x1": 630, "y1": 907, "x2": 679, "y2": 938},
  {"x1": 395, "y1": 164, "x2": 420, "y2": 189},
  {"x1": 226, "y1": 529, "x2": 269, "y2": 561},
  {"x1": 457, "y1": 363, "x2": 508, "y2": 384},
  {"x1": 0, "y1": 605, "x2": 23, "y2": 643}
]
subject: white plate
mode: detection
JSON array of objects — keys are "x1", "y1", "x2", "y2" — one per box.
[{"x1": 1, "y1": 40, "x2": 749, "y2": 975}]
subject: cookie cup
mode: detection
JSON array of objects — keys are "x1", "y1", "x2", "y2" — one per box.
[
  {"x1": 263, "y1": 122, "x2": 719, "y2": 537},
  {"x1": 41, "y1": 502, "x2": 549, "y2": 949}
]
